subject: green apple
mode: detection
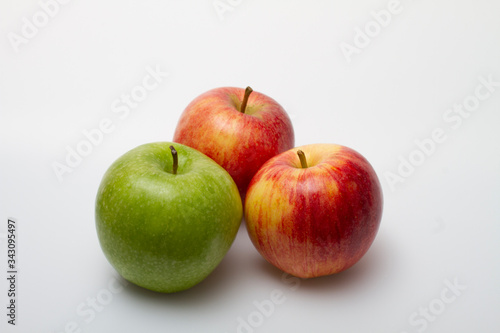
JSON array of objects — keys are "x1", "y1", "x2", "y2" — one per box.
[{"x1": 95, "y1": 142, "x2": 242, "y2": 293}]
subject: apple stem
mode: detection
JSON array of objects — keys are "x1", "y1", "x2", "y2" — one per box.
[
  {"x1": 169, "y1": 145, "x2": 178, "y2": 175},
  {"x1": 240, "y1": 86, "x2": 253, "y2": 114},
  {"x1": 297, "y1": 150, "x2": 308, "y2": 168}
]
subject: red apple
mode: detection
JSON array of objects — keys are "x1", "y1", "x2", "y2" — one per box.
[
  {"x1": 173, "y1": 86, "x2": 294, "y2": 198},
  {"x1": 244, "y1": 144, "x2": 383, "y2": 278}
]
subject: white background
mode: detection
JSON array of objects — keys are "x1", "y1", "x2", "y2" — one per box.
[{"x1": 1, "y1": 0, "x2": 500, "y2": 332}]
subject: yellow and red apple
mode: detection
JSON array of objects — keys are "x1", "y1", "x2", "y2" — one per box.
[
  {"x1": 244, "y1": 144, "x2": 383, "y2": 278},
  {"x1": 173, "y1": 86, "x2": 294, "y2": 199}
]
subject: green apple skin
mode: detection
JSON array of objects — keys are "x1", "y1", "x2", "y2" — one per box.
[{"x1": 95, "y1": 142, "x2": 242, "y2": 293}]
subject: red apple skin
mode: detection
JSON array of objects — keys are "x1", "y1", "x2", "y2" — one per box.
[
  {"x1": 173, "y1": 87, "x2": 294, "y2": 198},
  {"x1": 244, "y1": 144, "x2": 383, "y2": 278}
]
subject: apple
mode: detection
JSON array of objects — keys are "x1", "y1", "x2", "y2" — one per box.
[
  {"x1": 244, "y1": 144, "x2": 383, "y2": 278},
  {"x1": 95, "y1": 142, "x2": 242, "y2": 293},
  {"x1": 173, "y1": 86, "x2": 295, "y2": 199}
]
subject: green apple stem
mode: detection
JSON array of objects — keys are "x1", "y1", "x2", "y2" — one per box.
[
  {"x1": 240, "y1": 86, "x2": 253, "y2": 114},
  {"x1": 169, "y1": 145, "x2": 178, "y2": 175},
  {"x1": 297, "y1": 150, "x2": 308, "y2": 168}
]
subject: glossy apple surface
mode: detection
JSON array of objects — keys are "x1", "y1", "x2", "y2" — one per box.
[
  {"x1": 95, "y1": 142, "x2": 242, "y2": 293},
  {"x1": 173, "y1": 86, "x2": 294, "y2": 199},
  {"x1": 245, "y1": 144, "x2": 383, "y2": 278}
]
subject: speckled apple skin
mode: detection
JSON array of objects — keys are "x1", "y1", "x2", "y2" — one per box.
[
  {"x1": 245, "y1": 144, "x2": 383, "y2": 278},
  {"x1": 173, "y1": 87, "x2": 294, "y2": 199},
  {"x1": 95, "y1": 142, "x2": 242, "y2": 293}
]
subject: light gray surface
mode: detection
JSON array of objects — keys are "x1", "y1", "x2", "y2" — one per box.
[{"x1": 1, "y1": 0, "x2": 499, "y2": 332}]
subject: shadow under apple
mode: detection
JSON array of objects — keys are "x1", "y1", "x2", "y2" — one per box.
[
  {"x1": 252, "y1": 231, "x2": 396, "y2": 295},
  {"x1": 118, "y1": 224, "x2": 256, "y2": 309}
]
